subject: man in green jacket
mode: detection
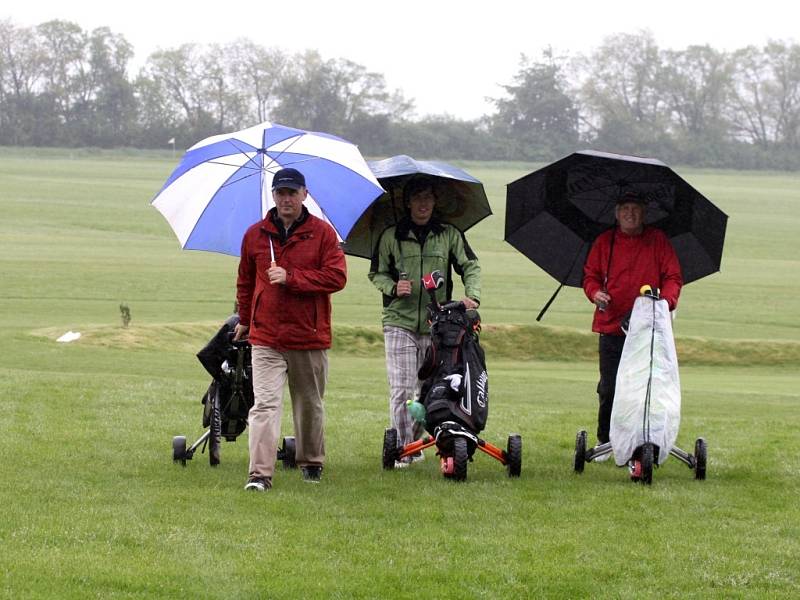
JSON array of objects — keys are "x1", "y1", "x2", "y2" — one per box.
[{"x1": 369, "y1": 175, "x2": 481, "y2": 467}]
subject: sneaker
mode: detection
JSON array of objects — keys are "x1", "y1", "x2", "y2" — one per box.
[
  {"x1": 394, "y1": 459, "x2": 411, "y2": 469},
  {"x1": 629, "y1": 460, "x2": 642, "y2": 481},
  {"x1": 592, "y1": 446, "x2": 612, "y2": 462},
  {"x1": 302, "y1": 466, "x2": 322, "y2": 483},
  {"x1": 244, "y1": 476, "x2": 271, "y2": 492},
  {"x1": 410, "y1": 451, "x2": 425, "y2": 463}
]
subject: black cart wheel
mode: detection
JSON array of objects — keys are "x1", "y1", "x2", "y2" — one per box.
[
  {"x1": 172, "y1": 435, "x2": 187, "y2": 465},
  {"x1": 453, "y1": 437, "x2": 468, "y2": 482},
  {"x1": 382, "y1": 428, "x2": 399, "y2": 470},
  {"x1": 506, "y1": 434, "x2": 522, "y2": 477},
  {"x1": 694, "y1": 437, "x2": 707, "y2": 480},
  {"x1": 574, "y1": 430, "x2": 587, "y2": 473},
  {"x1": 281, "y1": 436, "x2": 297, "y2": 469},
  {"x1": 641, "y1": 442, "x2": 654, "y2": 485},
  {"x1": 208, "y1": 389, "x2": 222, "y2": 466}
]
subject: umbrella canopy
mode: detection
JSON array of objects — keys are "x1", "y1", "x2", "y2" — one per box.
[
  {"x1": 152, "y1": 121, "x2": 384, "y2": 256},
  {"x1": 505, "y1": 150, "x2": 728, "y2": 287},
  {"x1": 342, "y1": 154, "x2": 491, "y2": 258}
]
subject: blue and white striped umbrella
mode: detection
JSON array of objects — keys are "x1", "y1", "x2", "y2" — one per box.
[{"x1": 152, "y1": 121, "x2": 385, "y2": 256}]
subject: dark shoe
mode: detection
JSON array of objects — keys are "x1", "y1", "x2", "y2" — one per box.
[
  {"x1": 244, "y1": 476, "x2": 271, "y2": 491},
  {"x1": 302, "y1": 466, "x2": 322, "y2": 483}
]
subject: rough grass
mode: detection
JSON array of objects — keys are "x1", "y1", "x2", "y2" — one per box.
[{"x1": 38, "y1": 321, "x2": 800, "y2": 367}]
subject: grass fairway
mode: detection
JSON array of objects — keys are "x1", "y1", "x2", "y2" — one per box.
[{"x1": 1, "y1": 149, "x2": 799, "y2": 598}]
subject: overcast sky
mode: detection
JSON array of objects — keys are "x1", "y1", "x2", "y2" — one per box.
[{"x1": 7, "y1": 0, "x2": 800, "y2": 120}]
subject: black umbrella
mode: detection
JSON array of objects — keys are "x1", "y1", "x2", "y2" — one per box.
[
  {"x1": 343, "y1": 155, "x2": 492, "y2": 258},
  {"x1": 505, "y1": 150, "x2": 728, "y2": 319}
]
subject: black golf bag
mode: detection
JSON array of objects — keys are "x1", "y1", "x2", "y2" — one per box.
[
  {"x1": 381, "y1": 272, "x2": 520, "y2": 480},
  {"x1": 418, "y1": 302, "x2": 489, "y2": 437},
  {"x1": 196, "y1": 314, "x2": 254, "y2": 441},
  {"x1": 172, "y1": 315, "x2": 297, "y2": 467}
]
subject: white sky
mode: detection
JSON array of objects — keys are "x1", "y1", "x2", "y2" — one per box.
[{"x1": 7, "y1": 0, "x2": 800, "y2": 120}]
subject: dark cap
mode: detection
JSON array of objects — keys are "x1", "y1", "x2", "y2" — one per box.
[
  {"x1": 271, "y1": 167, "x2": 306, "y2": 191},
  {"x1": 616, "y1": 191, "x2": 647, "y2": 205}
]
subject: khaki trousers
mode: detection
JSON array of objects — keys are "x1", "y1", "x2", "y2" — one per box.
[{"x1": 248, "y1": 346, "x2": 328, "y2": 478}]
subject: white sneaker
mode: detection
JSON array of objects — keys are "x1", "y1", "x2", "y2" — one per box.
[
  {"x1": 394, "y1": 459, "x2": 410, "y2": 469},
  {"x1": 592, "y1": 447, "x2": 612, "y2": 462}
]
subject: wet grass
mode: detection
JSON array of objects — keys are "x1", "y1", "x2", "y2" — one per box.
[{"x1": 1, "y1": 149, "x2": 799, "y2": 598}]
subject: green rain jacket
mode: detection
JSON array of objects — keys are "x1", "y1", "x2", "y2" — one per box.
[{"x1": 368, "y1": 217, "x2": 481, "y2": 334}]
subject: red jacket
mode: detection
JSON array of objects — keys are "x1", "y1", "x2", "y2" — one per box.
[
  {"x1": 236, "y1": 209, "x2": 347, "y2": 350},
  {"x1": 583, "y1": 226, "x2": 682, "y2": 335}
]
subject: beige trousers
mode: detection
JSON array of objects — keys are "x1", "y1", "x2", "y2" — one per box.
[{"x1": 248, "y1": 346, "x2": 328, "y2": 478}]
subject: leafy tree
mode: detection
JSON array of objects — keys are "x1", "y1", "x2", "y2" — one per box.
[
  {"x1": 659, "y1": 45, "x2": 731, "y2": 138},
  {"x1": 490, "y1": 50, "x2": 579, "y2": 159},
  {"x1": 764, "y1": 40, "x2": 800, "y2": 148},
  {"x1": 0, "y1": 20, "x2": 45, "y2": 144},
  {"x1": 726, "y1": 45, "x2": 774, "y2": 147},
  {"x1": 226, "y1": 40, "x2": 287, "y2": 123},
  {"x1": 579, "y1": 31, "x2": 669, "y2": 153},
  {"x1": 84, "y1": 27, "x2": 136, "y2": 145},
  {"x1": 271, "y1": 50, "x2": 411, "y2": 143}
]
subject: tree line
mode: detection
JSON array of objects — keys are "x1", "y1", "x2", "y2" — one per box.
[{"x1": 2, "y1": 19, "x2": 799, "y2": 169}]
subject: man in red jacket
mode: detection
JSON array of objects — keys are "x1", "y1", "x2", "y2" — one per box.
[
  {"x1": 583, "y1": 191, "x2": 683, "y2": 458},
  {"x1": 234, "y1": 167, "x2": 347, "y2": 490}
]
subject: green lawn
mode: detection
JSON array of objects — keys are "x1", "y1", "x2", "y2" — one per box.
[{"x1": 1, "y1": 150, "x2": 798, "y2": 598}]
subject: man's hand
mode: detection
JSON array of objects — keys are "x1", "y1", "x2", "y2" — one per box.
[
  {"x1": 593, "y1": 290, "x2": 611, "y2": 310},
  {"x1": 396, "y1": 279, "x2": 412, "y2": 297},
  {"x1": 233, "y1": 323, "x2": 249, "y2": 341},
  {"x1": 461, "y1": 297, "x2": 479, "y2": 310},
  {"x1": 268, "y1": 265, "x2": 287, "y2": 285}
]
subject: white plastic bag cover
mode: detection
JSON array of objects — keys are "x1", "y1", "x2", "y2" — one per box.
[{"x1": 610, "y1": 297, "x2": 680, "y2": 466}]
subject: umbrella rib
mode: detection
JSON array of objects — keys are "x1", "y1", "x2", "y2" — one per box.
[
  {"x1": 206, "y1": 159, "x2": 261, "y2": 171},
  {"x1": 262, "y1": 133, "x2": 306, "y2": 171},
  {"x1": 219, "y1": 169, "x2": 261, "y2": 189},
  {"x1": 224, "y1": 138, "x2": 263, "y2": 172}
]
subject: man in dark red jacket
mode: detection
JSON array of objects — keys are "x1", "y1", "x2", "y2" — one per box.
[
  {"x1": 234, "y1": 167, "x2": 347, "y2": 490},
  {"x1": 583, "y1": 191, "x2": 683, "y2": 457}
]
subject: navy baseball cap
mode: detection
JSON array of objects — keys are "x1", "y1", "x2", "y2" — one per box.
[{"x1": 271, "y1": 168, "x2": 306, "y2": 190}]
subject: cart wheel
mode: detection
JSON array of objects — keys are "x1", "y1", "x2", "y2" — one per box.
[
  {"x1": 694, "y1": 437, "x2": 707, "y2": 480},
  {"x1": 453, "y1": 437, "x2": 468, "y2": 481},
  {"x1": 382, "y1": 428, "x2": 399, "y2": 470},
  {"x1": 506, "y1": 434, "x2": 522, "y2": 477},
  {"x1": 282, "y1": 436, "x2": 297, "y2": 469},
  {"x1": 573, "y1": 430, "x2": 587, "y2": 473},
  {"x1": 208, "y1": 389, "x2": 222, "y2": 467},
  {"x1": 172, "y1": 435, "x2": 187, "y2": 466},
  {"x1": 641, "y1": 442, "x2": 654, "y2": 485}
]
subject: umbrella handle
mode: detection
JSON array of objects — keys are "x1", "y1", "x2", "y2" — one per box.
[{"x1": 536, "y1": 283, "x2": 564, "y2": 322}]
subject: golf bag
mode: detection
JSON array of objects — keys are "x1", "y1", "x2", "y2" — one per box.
[
  {"x1": 172, "y1": 315, "x2": 298, "y2": 467},
  {"x1": 609, "y1": 294, "x2": 681, "y2": 466},
  {"x1": 418, "y1": 302, "x2": 489, "y2": 436},
  {"x1": 196, "y1": 314, "x2": 254, "y2": 441}
]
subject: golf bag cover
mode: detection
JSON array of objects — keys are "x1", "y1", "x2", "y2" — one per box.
[
  {"x1": 418, "y1": 304, "x2": 488, "y2": 434},
  {"x1": 610, "y1": 297, "x2": 681, "y2": 466}
]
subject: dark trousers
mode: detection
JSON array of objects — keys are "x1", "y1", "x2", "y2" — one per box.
[{"x1": 596, "y1": 334, "x2": 626, "y2": 444}]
